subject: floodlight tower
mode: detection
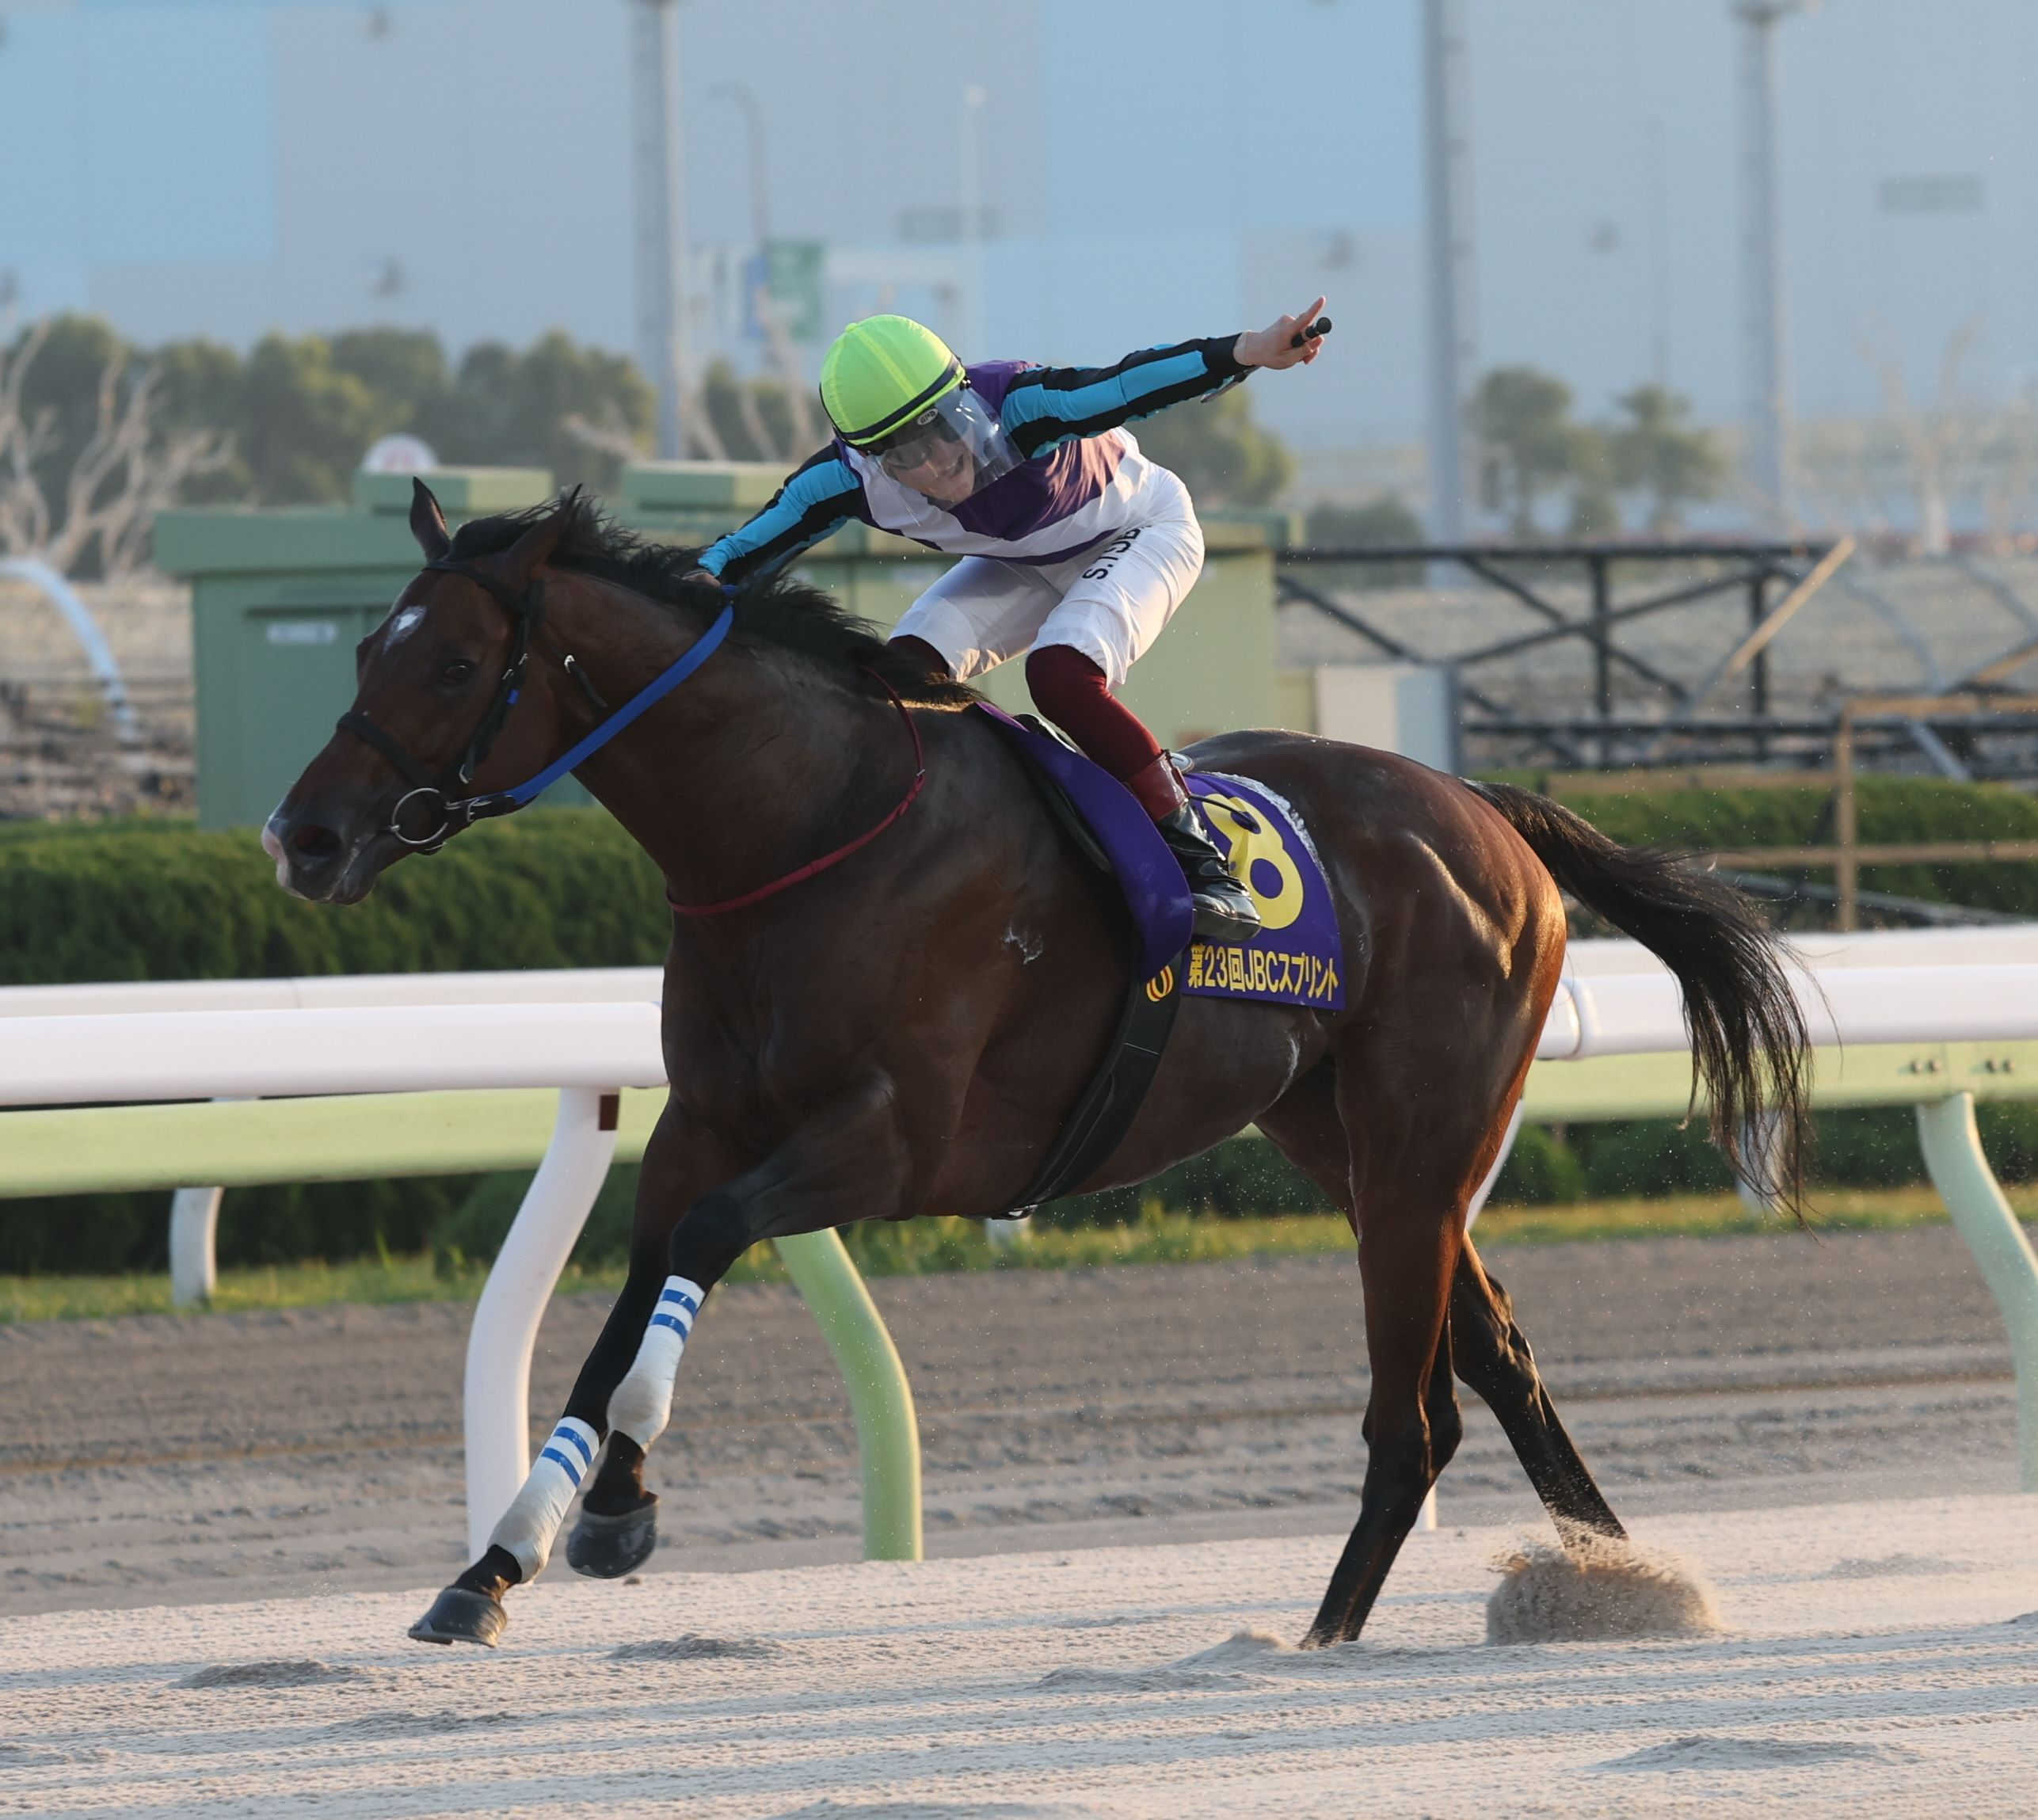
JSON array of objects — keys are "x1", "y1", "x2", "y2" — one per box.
[
  {"x1": 1734, "y1": 0, "x2": 1811, "y2": 528},
  {"x1": 631, "y1": 0, "x2": 688, "y2": 459},
  {"x1": 1422, "y1": 0, "x2": 1476, "y2": 545}
]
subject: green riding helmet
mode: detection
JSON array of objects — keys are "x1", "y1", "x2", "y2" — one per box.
[{"x1": 819, "y1": 316, "x2": 966, "y2": 447}]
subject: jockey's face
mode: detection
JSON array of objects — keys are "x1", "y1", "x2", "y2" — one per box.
[{"x1": 877, "y1": 423, "x2": 976, "y2": 504}]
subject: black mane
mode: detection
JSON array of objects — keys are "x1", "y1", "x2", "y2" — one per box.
[{"x1": 448, "y1": 495, "x2": 977, "y2": 707}]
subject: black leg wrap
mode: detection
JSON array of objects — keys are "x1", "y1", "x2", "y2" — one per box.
[
  {"x1": 566, "y1": 1494, "x2": 660, "y2": 1579},
  {"x1": 408, "y1": 1585, "x2": 509, "y2": 1648}
]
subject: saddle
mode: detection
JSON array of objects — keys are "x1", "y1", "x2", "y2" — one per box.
[{"x1": 975, "y1": 704, "x2": 1343, "y2": 1212}]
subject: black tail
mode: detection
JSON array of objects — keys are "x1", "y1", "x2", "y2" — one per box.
[{"x1": 1470, "y1": 780, "x2": 1810, "y2": 1210}]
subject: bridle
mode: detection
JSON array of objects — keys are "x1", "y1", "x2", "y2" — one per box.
[
  {"x1": 330, "y1": 556, "x2": 924, "y2": 912},
  {"x1": 336, "y1": 556, "x2": 733, "y2": 851}
]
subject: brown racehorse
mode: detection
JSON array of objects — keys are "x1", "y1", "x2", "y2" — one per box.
[{"x1": 267, "y1": 485, "x2": 1809, "y2": 1651}]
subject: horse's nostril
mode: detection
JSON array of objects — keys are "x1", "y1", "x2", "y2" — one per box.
[{"x1": 290, "y1": 823, "x2": 344, "y2": 862}]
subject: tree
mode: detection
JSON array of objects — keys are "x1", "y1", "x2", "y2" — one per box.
[
  {"x1": 0, "y1": 316, "x2": 231, "y2": 576},
  {"x1": 153, "y1": 336, "x2": 255, "y2": 503},
  {"x1": 429, "y1": 330, "x2": 655, "y2": 493},
  {"x1": 1303, "y1": 495, "x2": 1424, "y2": 588},
  {"x1": 330, "y1": 328, "x2": 453, "y2": 432},
  {"x1": 1129, "y1": 383, "x2": 1293, "y2": 507},
  {"x1": 1565, "y1": 425, "x2": 1621, "y2": 539},
  {"x1": 1607, "y1": 384, "x2": 1723, "y2": 535},
  {"x1": 1469, "y1": 366, "x2": 1584, "y2": 537},
  {"x1": 699, "y1": 360, "x2": 818, "y2": 463},
  {"x1": 239, "y1": 333, "x2": 388, "y2": 504}
]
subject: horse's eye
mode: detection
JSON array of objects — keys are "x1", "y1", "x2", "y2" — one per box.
[{"x1": 438, "y1": 659, "x2": 478, "y2": 685}]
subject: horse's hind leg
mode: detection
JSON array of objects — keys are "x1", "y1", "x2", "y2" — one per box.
[
  {"x1": 1293, "y1": 1045, "x2": 1495, "y2": 1647},
  {"x1": 1259, "y1": 1060, "x2": 1468, "y2": 1635},
  {"x1": 1450, "y1": 1236, "x2": 1625, "y2": 1540}
]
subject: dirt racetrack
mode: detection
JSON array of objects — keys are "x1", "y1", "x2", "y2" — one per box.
[
  {"x1": 0, "y1": 1223, "x2": 2022, "y2": 1618},
  {"x1": 8, "y1": 1496, "x2": 2038, "y2": 1819}
]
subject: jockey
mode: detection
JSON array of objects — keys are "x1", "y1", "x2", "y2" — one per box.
[{"x1": 693, "y1": 299, "x2": 1330, "y2": 944}]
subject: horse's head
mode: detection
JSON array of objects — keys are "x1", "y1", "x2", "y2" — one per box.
[{"x1": 264, "y1": 481, "x2": 579, "y2": 903}]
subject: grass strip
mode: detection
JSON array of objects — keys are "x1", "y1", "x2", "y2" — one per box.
[{"x1": 2, "y1": 1185, "x2": 2028, "y2": 1324}]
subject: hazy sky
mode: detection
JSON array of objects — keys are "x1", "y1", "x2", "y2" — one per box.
[{"x1": 1, "y1": 0, "x2": 2029, "y2": 454}]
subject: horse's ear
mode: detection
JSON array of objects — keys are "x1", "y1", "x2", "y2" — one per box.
[
  {"x1": 495, "y1": 490, "x2": 581, "y2": 589},
  {"x1": 409, "y1": 478, "x2": 452, "y2": 560}
]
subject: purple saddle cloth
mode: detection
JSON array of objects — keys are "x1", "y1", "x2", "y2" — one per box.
[
  {"x1": 975, "y1": 702, "x2": 1191, "y2": 980},
  {"x1": 974, "y1": 705, "x2": 1345, "y2": 1010}
]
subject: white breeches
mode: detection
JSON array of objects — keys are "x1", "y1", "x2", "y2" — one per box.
[{"x1": 889, "y1": 464, "x2": 1205, "y2": 690}]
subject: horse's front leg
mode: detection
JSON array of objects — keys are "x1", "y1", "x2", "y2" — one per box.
[{"x1": 408, "y1": 1077, "x2": 912, "y2": 1647}]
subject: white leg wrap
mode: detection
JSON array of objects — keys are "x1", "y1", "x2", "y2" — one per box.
[
  {"x1": 607, "y1": 1276, "x2": 704, "y2": 1453},
  {"x1": 487, "y1": 1416, "x2": 598, "y2": 1582}
]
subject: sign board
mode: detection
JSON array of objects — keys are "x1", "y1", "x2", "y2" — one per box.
[{"x1": 744, "y1": 240, "x2": 825, "y2": 343}]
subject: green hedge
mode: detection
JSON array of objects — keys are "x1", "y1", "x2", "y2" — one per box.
[
  {"x1": 0, "y1": 807, "x2": 669, "y2": 985},
  {"x1": 1487, "y1": 1102, "x2": 2038, "y2": 1207},
  {"x1": 1533, "y1": 775, "x2": 2038, "y2": 917},
  {"x1": 6, "y1": 776, "x2": 2033, "y2": 987},
  {"x1": 0, "y1": 1175, "x2": 486, "y2": 1277},
  {"x1": 425, "y1": 1132, "x2": 1342, "y2": 1276}
]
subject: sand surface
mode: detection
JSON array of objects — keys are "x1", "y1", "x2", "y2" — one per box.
[
  {"x1": 3, "y1": 1228, "x2": 2035, "y2": 1814},
  {"x1": 0, "y1": 1226, "x2": 2022, "y2": 1616},
  {"x1": 4, "y1": 1496, "x2": 2036, "y2": 1818}
]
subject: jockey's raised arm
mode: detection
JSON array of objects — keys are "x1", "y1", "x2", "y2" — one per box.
[{"x1": 693, "y1": 303, "x2": 1331, "y2": 943}]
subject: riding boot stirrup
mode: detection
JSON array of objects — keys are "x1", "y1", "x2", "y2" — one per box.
[{"x1": 1157, "y1": 803, "x2": 1263, "y2": 946}]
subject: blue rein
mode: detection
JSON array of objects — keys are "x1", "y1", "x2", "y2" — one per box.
[{"x1": 490, "y1": 600, "x2": 734, "y2": 811}]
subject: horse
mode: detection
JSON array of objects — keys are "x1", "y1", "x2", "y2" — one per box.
[{"x1": 265, "y1": 482, "x2": 1810, "y2": 1651}]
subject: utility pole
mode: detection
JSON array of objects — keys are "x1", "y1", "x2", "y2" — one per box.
[
  {"x1": 1647, "y1": 114, "x2": 1672, "y2": 390},
  {"x1": 1422, "y1": 0, "x2": 1476, "y2": 545},
  {"x1": 710, "y1": 80, "x2": 770, "y2": 246},
  {"x1": 958, "y1": 86, "x2": 987, "y2": 356},
  {"x1": 1734, "y1": 1, "x2": 1807, "y2": 529},
  {"x1": 630, "y1": 0, "x2": 687, "y2": 459}
]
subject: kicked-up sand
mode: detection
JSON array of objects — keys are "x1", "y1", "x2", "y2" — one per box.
[{"x1": 4, "y1": 1493, "x2": 2036, "y2": 1818}]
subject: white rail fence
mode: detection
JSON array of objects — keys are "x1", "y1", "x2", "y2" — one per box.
[{"x1": 2, "y1": 930, "x2": 2037, "y2": 1557}]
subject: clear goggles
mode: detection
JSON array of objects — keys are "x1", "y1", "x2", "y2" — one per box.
[{"x1": 867, "y1": 385, "x2": 1019, "y2": 497}]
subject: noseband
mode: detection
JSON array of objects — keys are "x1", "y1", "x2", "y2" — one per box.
[{"x1": 336, "y1": 558, "x2": 733, "y2": 851}]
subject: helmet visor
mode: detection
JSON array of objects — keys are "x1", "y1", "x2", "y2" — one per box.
[{"x1": 870, "y1": 386, "x2": 1019, "y2": 502}]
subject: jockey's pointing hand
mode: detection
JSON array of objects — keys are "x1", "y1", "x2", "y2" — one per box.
[{"x1": 1235, "y1": 296, "x2": 1330, "y2": 371}]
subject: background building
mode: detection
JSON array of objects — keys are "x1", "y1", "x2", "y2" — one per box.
[{"x1": 2, "y1": 0, "x2": 2032, "y2": 476}]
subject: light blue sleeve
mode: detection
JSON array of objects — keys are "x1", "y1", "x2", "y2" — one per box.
[
  {"x1": 699, "y1": 452, "x2": 868, "y2": 584},
  {"x1": 996, "y1": 337, "x2": 1248, "y2": 457}
]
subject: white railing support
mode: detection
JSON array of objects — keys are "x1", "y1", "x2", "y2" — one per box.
[
  {"x1": 0, "y1": 555, "x2": 139, "y2": 740},
  {"x1": 169, "y1": 1186, "x2": 223, "y2": 1307},
  {"x1": 464, "y1": 1087, "x2": 620, "y2": 1559},
  {"x1": 1465, "y1": 1101, "x2": 1525, "y2": 1231},
  {"x1": 1916, "y1": 1091, "x2": 2038, "y2": 1493}
]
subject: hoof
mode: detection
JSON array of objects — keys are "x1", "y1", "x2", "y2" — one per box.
[
  {"x1": 567, "y1": 1497, "x2": 658, "y2": 1580},
  {"x1": 407, "y1": 1586, "x2": 507, "y2": 1648}
]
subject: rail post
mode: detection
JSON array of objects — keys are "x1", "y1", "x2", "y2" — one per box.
[
  {"x1": 169, "y1": 1186, "x2": 223, "y2": 1306},
  {"x1": 1834, "y1": 702, "x2": 1860, "y2": 931},
  {"x1": 463, "y1": 1087, "x2": 620, "y2": 1558},
  {"x1": 775, "y1": 1228, "x2": 924, "y2": 1561},
  {"x1": 1915, "y1": 1091, "x2": 2038, "y2": 1491}
]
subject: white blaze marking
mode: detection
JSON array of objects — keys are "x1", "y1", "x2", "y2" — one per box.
[{"x1": 384, "y1": 604, "x2": 426, "y2": 646}]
